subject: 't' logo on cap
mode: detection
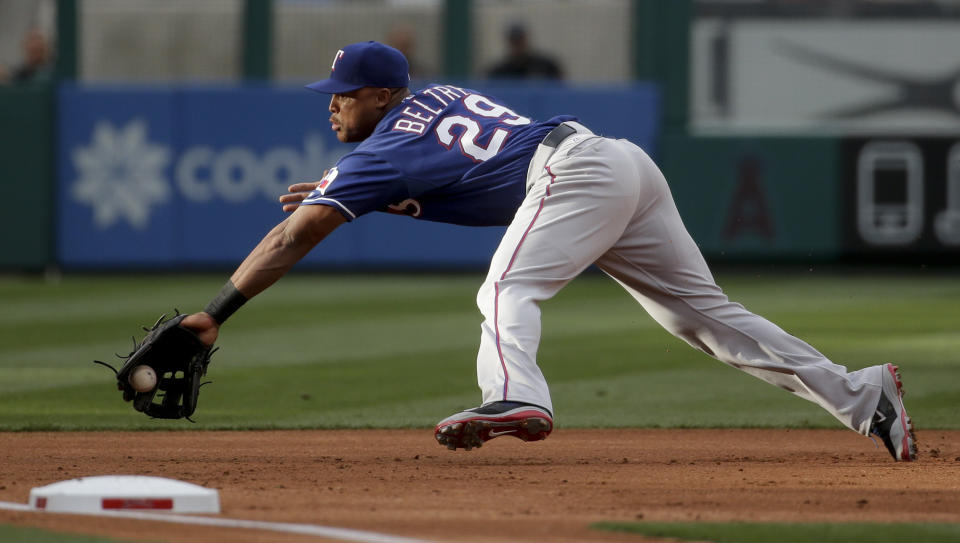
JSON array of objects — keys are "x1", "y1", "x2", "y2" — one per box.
[{"x1": 331, "y1": 50, "x2": 345, "y2": 71}]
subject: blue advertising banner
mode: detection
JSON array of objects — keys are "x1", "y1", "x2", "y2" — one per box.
[{"x1": 57, "y1": 83, "x2": 659, "y2": 268}]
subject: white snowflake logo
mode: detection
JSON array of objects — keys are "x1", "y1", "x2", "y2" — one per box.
[{"x1": 72, "y1": 119, "x2": 171, "y2": 229}]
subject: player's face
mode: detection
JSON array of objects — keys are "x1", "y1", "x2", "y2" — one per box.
[{"x1": 328, "y1": 88, "x2": 386, "y2": 143}]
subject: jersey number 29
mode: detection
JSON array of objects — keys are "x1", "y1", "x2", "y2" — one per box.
[{"x1": 436, "y1": 95, "x2": 531, "y2": 162}]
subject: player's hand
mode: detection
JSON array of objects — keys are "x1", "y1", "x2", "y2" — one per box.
[
  {"x1": 181, "y1": 312, "x2": 219, "y2": 347},
  {"x1": 279, "y1": 179, "x2": 324, "y2": 212}
]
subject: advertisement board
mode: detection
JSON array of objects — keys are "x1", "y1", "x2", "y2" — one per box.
[
  {"x1": 691, "y1": 19, "x2": 960, "y2": 135},
  {"x1": 57, "y1": 83, "x2": 659, "y2": 268},
  {"x1": 661, "y1": 135, "x2": 842, "y2": 258},
  {"x1": 842, "y1": 137, "x2": 960, "y2": 256}
]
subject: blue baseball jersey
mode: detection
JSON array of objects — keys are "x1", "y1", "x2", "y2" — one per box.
[{"x1": 302, "y1": 84, "x2": 576, "y2": 226}]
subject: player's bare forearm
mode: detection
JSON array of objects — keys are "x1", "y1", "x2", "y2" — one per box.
[
  {"x1": 182, "y1": 205, "x2": 343, "y2": 342},
  {"x1": 230, "y1": 204, "x2": 346, "y2": 297}
]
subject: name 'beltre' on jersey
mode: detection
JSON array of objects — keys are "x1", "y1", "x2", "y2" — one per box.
[
  {"x1": 391, "y1": 85, "x2": 472, "y2": 136},
  {"x1": 301, "y1": 84, "x2": 575, "y2": 227}
]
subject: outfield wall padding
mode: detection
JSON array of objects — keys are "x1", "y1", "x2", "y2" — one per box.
[
  {"x1": 0, "y1": 85, "x2": 55, "y2": 270},
  {"x1": 55, "y1": 83, "x2": 660, "y2": 269}
]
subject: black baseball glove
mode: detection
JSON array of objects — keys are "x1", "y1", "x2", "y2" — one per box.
[{"x1": 95, "y1": 311, "x2": 215, "y2": 420}]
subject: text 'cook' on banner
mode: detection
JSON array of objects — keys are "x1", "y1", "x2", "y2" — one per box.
[{"x1": 57, "y1": 83, "x2": 660, "y2": 269}]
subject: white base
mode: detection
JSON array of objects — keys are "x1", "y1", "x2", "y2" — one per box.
[{"x1": 29, "y1": 475, "x2": 220, "y2": 514}]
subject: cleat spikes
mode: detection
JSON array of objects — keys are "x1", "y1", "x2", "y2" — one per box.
[{"x1": 434, "y1": 401, "x2": 553, "y2": 451}]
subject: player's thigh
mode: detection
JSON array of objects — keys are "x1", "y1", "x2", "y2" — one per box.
[
  {"x1": 595, "y1": 145, "x2": 720, "y2": 301},
  {"x1": 477, "y1": 140, "x2": 641, "y2": 306}
]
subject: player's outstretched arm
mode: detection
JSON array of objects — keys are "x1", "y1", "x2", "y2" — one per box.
[
  {"x1": 181, "y1": 204, "x2": 346, "y2": 343},
  {"x1": 230, "y1": 203, "x2": 345, "y2": 296}
]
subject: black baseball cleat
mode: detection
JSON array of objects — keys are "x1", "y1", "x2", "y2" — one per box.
[
  {"x1": 434, "y1": 401, "x2": 553, "y2": 451},
  {"x1": 870, "y1": 364, "x2": 917, "y2": 462}
]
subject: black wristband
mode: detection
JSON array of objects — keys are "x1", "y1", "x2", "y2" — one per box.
[{"x1": 204, "y1": 280, "x2": 248, "y2": 325}]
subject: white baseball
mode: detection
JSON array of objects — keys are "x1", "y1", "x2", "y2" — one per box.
[{"x1": 129, "y1": 365, "x2": 157, "y2": 392}]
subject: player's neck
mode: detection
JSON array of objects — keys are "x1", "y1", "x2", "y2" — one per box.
[
  {"x1": 385, "y1": 88, "x2": 410, "y2": 111},
  {"x1": 373, "y1": 88, "x2": 411, "y2": 128}
]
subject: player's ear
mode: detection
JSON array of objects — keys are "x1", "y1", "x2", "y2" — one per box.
[{"x1": 375, "y1": 87, "x2": 393, "y2": 107}]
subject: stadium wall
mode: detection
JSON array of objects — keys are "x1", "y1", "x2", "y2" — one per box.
[
  {"x1": 54, "y1": 83, "x2": 659, "y2": 269},
  {"x1": 0, "y1": 85, "x2": 55, "y2": 270}
]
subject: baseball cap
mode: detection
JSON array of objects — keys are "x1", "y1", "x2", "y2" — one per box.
[{"x1": 305, "y1": 41, "x2": 410, "y2": 94}]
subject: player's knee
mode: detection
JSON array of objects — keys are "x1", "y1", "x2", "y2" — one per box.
[{"x1": 667, "y1": 323, "x2": 718, "y2": 359}]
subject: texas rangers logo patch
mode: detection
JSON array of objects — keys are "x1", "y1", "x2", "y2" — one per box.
[
  {"x1": 331, "y1": 50, "x2": 345, "y2": 71},
  {"x1": 317, "y1": 167, "x2": 338, "y2": 195}
]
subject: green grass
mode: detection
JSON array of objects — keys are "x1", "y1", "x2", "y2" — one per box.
[
  {"x1": 0, "y1": 271, "x2": 957, "y2": 430},
  {"x1": 0, "y1": 525, "x2": 147, "y2": 543},
  {"x1": 593, "y1": 521, "x2": 960, "y2": 543}
]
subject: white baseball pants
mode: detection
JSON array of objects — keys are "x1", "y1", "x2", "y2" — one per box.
[{"x1": 475, "y1": 123, "x2": 883, "y2": 435}]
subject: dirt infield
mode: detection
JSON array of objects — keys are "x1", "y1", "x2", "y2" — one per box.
[{"x1": 1, "y1": 429, "x2": 958, "y2": 542}]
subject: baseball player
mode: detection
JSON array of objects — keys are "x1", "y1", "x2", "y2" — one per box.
[{"x1": 181, "y1": 41, "x2": 916, "y2": 461}]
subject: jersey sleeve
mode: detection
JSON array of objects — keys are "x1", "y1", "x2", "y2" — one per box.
[{"x1": 300, "y1": 151, "x2": 407, "y2": 221}]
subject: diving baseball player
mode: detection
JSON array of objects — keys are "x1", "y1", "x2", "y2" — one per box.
[{"x1": 181, "y1": 41, "x2": 916, "y2": 461}]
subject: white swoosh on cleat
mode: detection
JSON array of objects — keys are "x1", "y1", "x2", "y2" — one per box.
[{"x1": 488, "y1": 429, "x2": 517, "y2": 437}]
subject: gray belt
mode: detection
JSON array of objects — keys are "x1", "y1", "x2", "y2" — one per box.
[
  {"x1": 542, "y1": 123, "x2": 578, "y2": 148},
  {"x1": 526, "y1": 121, "x2": 594, "y2": 191}
]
